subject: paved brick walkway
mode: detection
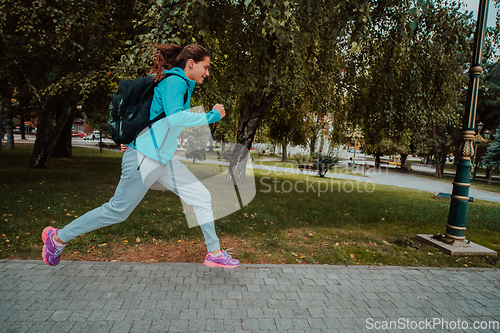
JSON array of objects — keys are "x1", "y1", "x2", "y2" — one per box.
[{"x1": 1, "y1": 260, "x2": 499, "y2": 332}]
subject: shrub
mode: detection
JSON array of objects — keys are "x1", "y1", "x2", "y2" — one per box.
[
  {"x1": 313, "y1": 153, "x2": 339, "y2": 177},
  {"x1": 292, "y1": 153, "x2": 312, "y2": 164},
  {"x1": 221, "y1": 149, "x2": 233, "y2": 162}
]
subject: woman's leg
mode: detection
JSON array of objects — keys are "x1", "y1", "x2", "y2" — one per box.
[
  {"x1": 154, "y1": 159, "x2": 239, "y2": 268},
  {"x1": 57, "y1": 147, "x2": 150, "y2": 242},
  {"x1": 43, "y1": 148, "x2": 150, "y2": 266},
  {"x1": 155, "y1": 158, "x2": 220, "y2": 252}
]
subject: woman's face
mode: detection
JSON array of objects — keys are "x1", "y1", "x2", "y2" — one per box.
[{"x1": 185, "y1": 57, "x2": 210, "y2": 84}]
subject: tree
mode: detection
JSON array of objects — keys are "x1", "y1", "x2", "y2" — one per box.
[
  {"x1": 477, "y1": 60, "x2": 500, "y2": 132},
  {"x1": 267, "y1": 98, "x2": 306, "y2": 162},
  {"x1": 122, "y1": 0, "x2": 371, "y2": 182},
  {"x1": 482, "y1": 127, "x2": 500, "y2": 184},
  {"x1": 344, "y1": 0, "x2": 474, "y2": 177},
  {"x1": 183, "y1": 125, "x2": 210, "y2": 164},
  {"x1": 0, "y1": 0, "x2": 150, "y2": 167}
]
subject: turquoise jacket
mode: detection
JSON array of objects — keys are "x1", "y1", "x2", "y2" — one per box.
[{"x1": 133, "y1": 67, "x2": 221, "y2": 165}]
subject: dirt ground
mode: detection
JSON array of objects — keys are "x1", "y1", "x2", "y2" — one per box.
[{"x1": 58, "y1": 235, "x2": 279, "y2": 265}]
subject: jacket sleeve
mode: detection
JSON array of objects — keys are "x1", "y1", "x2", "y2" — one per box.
[{"x1": 161, "y1": 75, "x2": 222, "y2": 127}]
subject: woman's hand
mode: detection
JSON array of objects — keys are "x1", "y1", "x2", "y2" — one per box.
[
  {"x1": 213, "y1": 104, "x2": 225, "y2": 119},
  {"x1": 120, "y1": 144, "x2": 127, "y2": 153}
]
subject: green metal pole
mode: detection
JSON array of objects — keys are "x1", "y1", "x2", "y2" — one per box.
[{"x1": 445, "y1": 0, "x2": 490, "y2": 243}]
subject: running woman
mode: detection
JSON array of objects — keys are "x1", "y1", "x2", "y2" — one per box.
[{"x1": 42, "y1": 44, "x2": 240, "y2": 268}]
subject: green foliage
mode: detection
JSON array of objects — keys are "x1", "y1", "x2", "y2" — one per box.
[
  {"x1": 183, "y1": 125, "x2": 210, "y2": 163},
  {"x1": 185, "y1": 149, "x2": 206, "y2": 163},
  {"x1": 292, "y1": 153, "x2": 312, "y2": 165},
  {"x1": 313, "y1": 153, "x2": 339, "y2": 178},
  {"x1": 121, "y1": 0, "x2": 371, "y2": 157},
  {"x1": 483, "y1": 127, "x2": 500, "y2": 167},
  {"x1": 221, "y1": 149, "x2": 234, "y2": 162},
  {"x1": 477, "y1": 60, "x2": 500, "y2": 132},
  {"x1": 0, "y1": 0, "x2": 152, "y2": 166},
  {"x1": 346, "y1": 0, "x2": 473, "y2": 162}
]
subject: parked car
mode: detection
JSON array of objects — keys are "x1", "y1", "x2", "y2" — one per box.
[
  {"x1": 83, "y1": 131, "x2": 101, "y2": 140},
  {"x1": 72, "y1": 131, "x2": 86, "y2": 138}
]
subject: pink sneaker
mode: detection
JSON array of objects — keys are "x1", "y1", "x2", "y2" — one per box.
[
  {"x1": 203, "y1": 249, "x2": 240, "y2": 268},
  {"x1": 42, "y1": 227, "x2": 66, "y2": 266}
]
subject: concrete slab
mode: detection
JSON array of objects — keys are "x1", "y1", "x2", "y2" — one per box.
[{"x1": 416, "y1": 234, "x2": 497, "y2": 256}]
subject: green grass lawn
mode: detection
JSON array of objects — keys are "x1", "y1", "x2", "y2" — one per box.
[{"x1": 1, "y1": 144, "x2": 499, "y2": 268}]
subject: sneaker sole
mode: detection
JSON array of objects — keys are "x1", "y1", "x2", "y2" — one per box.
[{"x1": 203, "y1": 259, "x2": 239, "y2": 268}]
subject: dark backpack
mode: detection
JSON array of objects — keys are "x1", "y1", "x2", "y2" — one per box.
[{"x1": 108, "y1": 75, "x2": 188, "y2": 145}]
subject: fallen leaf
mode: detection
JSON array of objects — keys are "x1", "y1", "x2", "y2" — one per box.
[
  {"x1": 136, "y1": 237, "x2": 141, "y2": 243},
  {"x1": 299, "y1": 255, "x2": 306, "y2": 258},
  {"x1": 350, "y1": 254, "x2": 355, "y2": 258},
  {"x1": 123, "y1": 240, "x2": 128, "y2": 243},
  {"x1": 381, "y1": 218, "x2": 385, "y2": 221}
]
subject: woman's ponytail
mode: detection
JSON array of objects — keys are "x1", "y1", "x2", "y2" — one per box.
[{"x1": 149, "y1": 43, "x2": 211, "y2": 82}]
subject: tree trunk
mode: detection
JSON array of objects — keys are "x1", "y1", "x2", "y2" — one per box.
[
  {"x1": 318, "y1": 133, "x2": 324, "y2": 155},
  {"x1": 433, "y1": 125, "x2": 442, "y2": 178},
  {"x1": 208, "y1": 135, "x2": 214, "y2": 152},
  {"x1": 375, "y1": 153, "x2": 381, "y2": 168},
  {"x1": 29, "y1": 101, "x2": 75, "y2": 168},
  {"x1": 309, "y1": 132, "x2": 317, "y2": 158},
  {"x1": 5, "y1": 118, "x2": 14, "y2": 150},
  {"x1": 472, "y1": 161, "x2": 479, "y2": 180},
  {"x1": 434, "y1": 152, "x2": 442, "y2": 178},
  {"x1": 400, "y1": 153, "x2": 407, "y2": 167},
  {"x1": 486, "y1": 166, "x2": 492, "y2": 185},
  {"x1": 0, "y1": 94, "x2": 9, "y2": 151},
  {"x1": 52, "y1": 111, "x2": 74, "y2": 158},
  {"x1": 2, "y1": 92, "x2": 14, "y2": 150},
  {"x1": 229, "y1": 93, "x2": 272, "y2": 183},
  {"x1": 20, "y1": 114, "x2": 26, "y2": 140},
  {"x1": 282, "y1": 144, "x2": 287, "y2": 162},
  {"x1": 440, "y1": 147, "x2": 448, "y2": 176}
]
